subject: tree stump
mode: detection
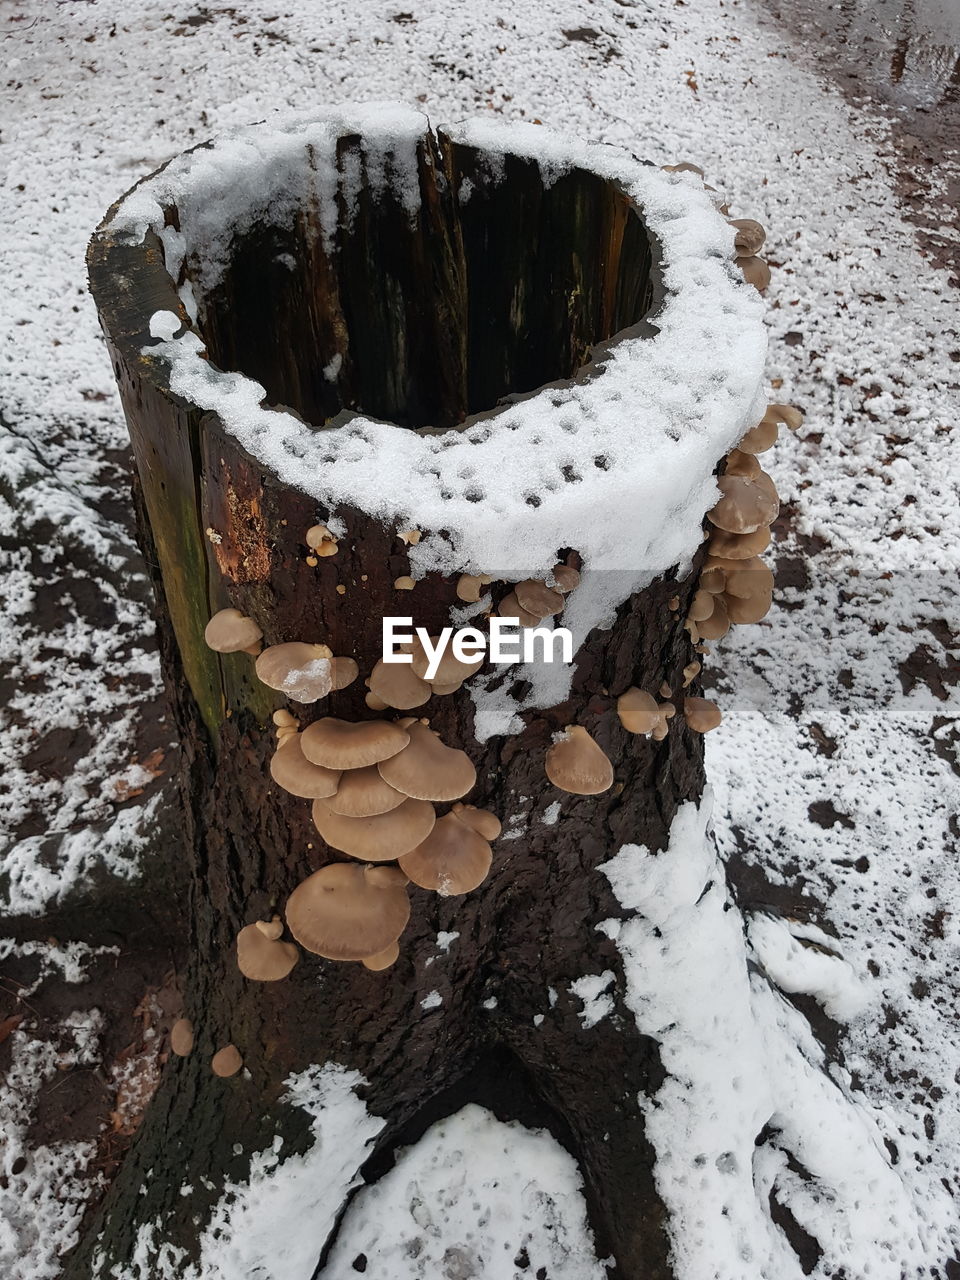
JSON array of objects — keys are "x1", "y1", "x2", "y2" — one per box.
[{"x1": 82, "y1": 108, "x2": 769, "y2": 1278}]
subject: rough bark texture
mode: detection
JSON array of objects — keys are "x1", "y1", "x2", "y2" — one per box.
[{"x1": 78, "y1": 131, "x2": 712, "y2": 1279}]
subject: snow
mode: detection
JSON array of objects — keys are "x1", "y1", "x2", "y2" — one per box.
[
  {"x1": 319, "y1": 1104, "x2": 610, "y2": 1280},
  {"x1": 569, "y1": 970, "x2": 616, "y2": 1029},
  {"x1": 600, "y1": 794, "x2": 957, "y2": 1279}
]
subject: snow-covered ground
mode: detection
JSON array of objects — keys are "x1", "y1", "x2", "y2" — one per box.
[{"x1": 1, "y1": 0, "x2": 957, "y2": 1276}]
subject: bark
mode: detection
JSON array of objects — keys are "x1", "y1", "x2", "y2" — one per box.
[{"x1": 78, "y1": 130, "x2": 711, "y2": 1279}]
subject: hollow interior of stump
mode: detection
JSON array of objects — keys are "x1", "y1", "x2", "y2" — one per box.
[{"x1": 183, "y1": 135, "x2": 658, "y2": 431}]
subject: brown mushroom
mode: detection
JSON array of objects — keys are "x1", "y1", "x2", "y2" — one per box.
[
  {"x1": 361, "y1": 941, "x2": 400, "y2": 971},
  {"x1": 300, "y1": 718, "x2": 409, "y2": 770},
  {"x1": 450, "y1": 803, "x2": 502, "y2": 841},
  {"x1": 738, "y1": 256, "x2": 771, "y2": 291},
  {"x1": 270, "y1": 734, "x2": 341, "y2": 799},
  {"x1": 255, "y1": 916, "x2": 285, "y2": 941},
  {"x1": 236, "y1": 923, "x2": 299, "y2": 981},
  {"x1": 737, "y1": 417, "x2": 778, "y2": 455},
  {"x1": 204, "y1": 608, "x2": 263, "y2": 655},
  {"x1": 684, "y1": 697, "x2": 723, "y2": 733},
  {"x1": 723, "y1": 558, "x2": 774, "y2": 600},
  {"x1": 255, "y1": 642, "x2": 336, "y2": 702},
  {"x1": 729, "y1": 218, "x2": 766, "y2": 256},
  {"x1": 707, "y1": 472, "x2": 779, "y2": 535},
  {"x1": 496, "y1": 591, "x2": 542, "y2": 629},
  {"x1": 377, "y1": 721, "x2": 476, "y2": 802},
  {"x1": 688, "y1": 589, "x2": 715, "y2": 622},
  {"x1": 682, "y1": 661, "x2": 701, "y2": 687},
  {"x1": 398, "y1": 813, "x2": 492, "y2": 896},
  {"x1": 700, "y1": 567, "x2": 726, "y2": 594},
  {"x1": 211, "y1": 1045, "x2": 243, "y2": 1078},
  {"x1": 662, "y1": 161, "x2": 705, "y2": 177},
  {"x1": 311, "y1": 795, "x2": 436, "y2": 861},
  {"x1": 305, "y1": 524, "x2": 338, "y2": 556},
  {"x1": 324, "y1": 765, "x2": 406, "y2": 818},
  {"x1": 708, "y1": 526, "x2": 771, "y2": 560},
  {"x1": 170, "y1": 1018, "x2": 194, "y2": 1057},
  {"x1": 366, "y1": 659, "x2": 432, "y2": 710},
  {"x1": 545, "y1": 726, "x2": 614, "y2": 795},
  {"x1": 764, "y1": 403, "x2": 804, "y2": 432},
  {"x1": 285, "y1": 863, "x2": 410, "y2": 961},
  {"x1": 723, "y1": 590, "x2": 773, "y2": 624},
  {"x1": 725, "y1": 448, "x2": 761, "y2": 478},
  {"x1": 456, "y1": 573, "x2": 493, "y2": 603},
  {"x1": 548, "y1": 563, "x2": 581, "y2": 594},
  {"x1": 697, "y1": 594, "x2": 731, "y2": 640},
  {"x1": 617, "y1": 688, "x2": 660, "y2": 735},
  {"x1": 515, "y1": 579, "x2": 565, "y2": 618}
]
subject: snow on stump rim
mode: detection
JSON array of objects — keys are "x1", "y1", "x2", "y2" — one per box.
[{"x1": 87, "y1": 103, "x2": 767, "y2": 735}]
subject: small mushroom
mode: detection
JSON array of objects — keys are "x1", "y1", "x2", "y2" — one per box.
[
  {"x1": 305, "y1": 524, "x2": 339, "y2": 556},
  {"x1": 394, "y1": 576, "x2": 416, "y2": 591},
  {"x1": 708, "y1": 526, "x2": 771, "y2": 560},
  {"x1": 399, "y1": 813, "x2": 493, "y2": 896},
  {"x1": 456, "y1": 573, "x2": 493, "y2": 603},
  {"x1": 697, "y1": 594, "x2": 731, "y2": 640},
  {"x1": 545, "y1": 726, "x2": 614, "y2": 795},
  {"x1": 270, "y1": 734, "x2": 341, "y2": 799},
  {"x1": 725, "y1": 448, "x2": 761, "y2": 478},
  {"x1": 764, "y1": 403, "x2": 804, "y2": 432},
  {"x1": 398, "y1": 528, "x2": 421, "y2": 545},
  {"x1": 723, "y1": 590, "x2": 773, "y2": 624},
  {"x1": 616, "y1": 688, "x2": 659, "y2": 735},
  {"x1": 651, "y1": 702, "x2": 675, "y2": 742},
  {"x1": 325, "y1": 765, "x2": 406, "y2": 818},
  {"x1": 300, "y1": 718, "x2": 410, "y2": 770},
  {"x1": 737, "y1": 256, "x2": 771, "y2": 291},
  {"x1": 548, "y1": 563, "x2": 580, "y2": 593},
  {"x1": 378, "y1": 721, "x2": 476, "y2": 802},
  {"x1": 236, "y1": 922, "x2": 299, "y2": 981},
  {"x1": 365, "y1": 691, "x2": 389, "y2": 711},
  {"x1": 737, "y1": 417, "x2": 778, "y2": 455},
  {"x1": 728, "y1": 218, "x2": 766, "y2": 256},
  {"x1": 688, "y1": 589, "x2": 715, "y2": 622},
  {"x1": 362, "y1": 941, "x2": 400, "y2": 971},
  {"x1": 285, "y1": 862, "x2": 410, "y2": 961},
  {"x1": 256, "y1": 916, "x2": 285, "y2": 941},
  {"x1": 496, "y1": 592, "x2": 542, "y2": 629},
  {"x1": 515, "y1": 579, "x2": 565, "y2": 618},
  {"x1": 723, "y1": 558, "x2": 774, "y2": 600},
  {"x1": 682, "y1": 661, "x2": 701, "y2": 687},
  {"x1": 450, "y1": 803, "x2": 502, "y2": 841},
  {"x1": 366, "y1": 659, "x2": 432, "y2": 710},
  {"x1": 211, "y1": 1045, "x2": 243, "y2": 1078},
  {"x1": 707, "y1": 472, "x2": 779, "y2": 535},
  {"x1": 256, "y1": 642, "x2": 336, "y2": 703},
  {"x1": 170, "y1": 1018, "x2": 194, "y2": 1057},
  {"x1": 204, "y1": 609, "x2": 262, "y2": 655},
  {"x1": 684, "y1": 697, "x2": 722, "y2": 733},
  {"x1": 662, "y1": 161, "x2": 705, "y2": 177},
  {"x1": 311, "y1": 795, "x2": 436, "y2": 860}
]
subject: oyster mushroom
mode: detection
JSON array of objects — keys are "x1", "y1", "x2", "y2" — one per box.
[
  {"x1": 311, "y1": 794, "x2": 436, "y2": 861},
  {"x1": 515, "y1": 579, "x2": 565, "y2": 618},
  {"x1": 236, "y1": 922, "x2": 299, "y2": 981},
  {"x1": 324, "y1": 765, "x2": 406, "y2": 818},
  {"x1": 285, "y1": 863, "x2": 410, "y2": 961},
  {"x1": 300, "y1": 718, "x2": 409, "y2": 770},
  {"x1": 737, "y1": 256, "x2": 771, "y2": 291},
  {"x1": 450, "y1": 803, "x2": 502, "y2": 841},
  {"x1": 305, "y1": 524, "x2": 339, "y2": 556},
  {"x1": 270, "y1": 734, "x2": 341, "y2": 799},
  {"x1": 707, "y1": 472, "x2": 779, "y2": 535},
  {"x1": 683, "y1": 697, "x2": 723, "y2": 733},
  {"x1": 728, "y1": 218, "x2": 766, "y2": 256},
  {"x1": 361, "y1": 941, "x2": 400, "y2": 971},
  {"x1": 211, "y1": 1045, "x2": 243, "y2": 1078},
  {"x1": 398, "y1": 814, "x2": 493, "y2": 896},
  {"x1": 170, "y1": 1018, "x2": 194, "y2": 1057},
  {"x1": 377, "y1": 721, "x2": 476, "y2": 802},
  {"x1": 366, "y1": 659, "x2": 431, "y2": 711},
  {"x1": 616, "y1": 688, "x2": 659, "y2": 735},
  {"x1": 545, "y1": 726, "x2": 613, "y2": 795},
  {"x1": 256, "y1": 643, "x2": 342, "y2": 703},
  {"x1": 204, "y1": 608, "x2": 262, "y2": 655}
]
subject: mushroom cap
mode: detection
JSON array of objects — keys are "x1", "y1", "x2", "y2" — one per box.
[
  {"x1": 548, "y1": 563, "x2": 580, "y2": 593},
  {"x1": 270, "y1": 734, "x2": 342, "y2": 799},
  {"x1": 255, "y1": 916, "x2": 285, "y2": 941},
  {"x1": 684, "y1": 696, "x2": 723, "y2": 733},
  {"x1": 737, "y1": 417, "x2": 778, "y2": 455},
  {"x1": 496, "y1": 591, "x2": 541, "y2": 629},
  {"x1": 688, "y1": 588, "x2": 715, "y2": 622},
  {"x1": 211, "y1": 1045, "x2": 243, "y2": 1077},
  {"x1": 707, "y1": 472, "x2": 779, "y2": 535},
  {"x1": 311, "y1": 795, "x2": 436, "y2": 860},
  {"x1": 697, "y1": 593, "x2": 731, "y2": 639},
  {"x1": 330, "y1": 657, "x2": 359, "y2": 692},
  {"x1": 700, "y1": 567, "x2": 726, "y2": 594},
  {"x1": 708, "y1": 526, "x2": 771, "y2": 560},
  {"x1": 325, "y1": 765, "x2": 406, "y2": 818},
  {"x1": 170, "y1": 1018, "x2": 194, "y2": 1056},
  {"x1": 377, "y1": 722, "x2": 476, "y2": 802},
  {"x1": 255, "y1": 642, "x2": 335, "y2": 703},
  {"x1": 361, "y1": 941, "x2": 400, "y2": 971},
  {"x1": 765, "y1": 403, "x2": 804, "y2": 432},
  {"x1": 285, "y1": 862, "x2": 410, "y2": 960},
  {"x1": 451, "y1": 803, "x2": 502, "y2": 841},
  {"x1": 617, "y1": 688, "x2": 660, "y2": 735},
  {"x1": 204, "y1": 608, "x2": 263, "y2": 654},
  {"x1": 367, "y1": 659, "x2": 431, "y2": 710},
  {"x1": 729, "y1": 218, "x2": 766, "y2": 256},
  {"x1": 301, "y1": 718, "x2": 410, "y2": 770},
  {"x1": 409, "y1": 636, "x2": 484, "y2": 685},
  {"x1": 738, "y1": 255, "x2": 771, "y2": 291},
  {"x1": 305, "y1": 524, "x2": 337, "y2": 550},
  {"x1": 723, "y1": 589, "x2": 773, "y2": 624},
  {"x1": 456, "y1": 573, "x2": 492, "y2": 603},
  {"x1": 723, "y1": 559, "x2": 774, "y2": 600},
  {"x1": 725, "y1": 448, "x2": 761, "y2": 478},
  {"x1": 545, "y1": 725, "x2": 614, "y2": 795},
  {"x1": 398, "y1": 814, "x2": 492, "y2": 896},
  {"x1": 236, "y1": 923, "x2": 299, "y2": 981},
  {"x1": 514, "y1": 579, "x2": 565, "y2": 618}
]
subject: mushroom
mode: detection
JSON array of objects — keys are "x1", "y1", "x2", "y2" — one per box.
[
  {"x1": 616, "y1": 688, "x2": 659, "y2": 734},
  {"x1": 361, "y1": 941, "x2": 400, "y2": 971},
  {"x1": 662, "y1": 161, "x2": 705, "y2": 177},
  {"x1": 700, "y1": 566, "x2": 726, "y2": 594},
  {"x1": 324, "y1": 765, "x2": 406, "y2": 818},
  {"x1": 394, "y1": 576, "x2": 415, "y2": 591},
  {"x1": 398, "y1": 528, "x2": 421, "y2": 545},
  {"x1": 545, "y1": 726, "x2": 614, "y2": 795},
  {"x1": 651, "y1": 703, "x2": 675, "y2": 742},
  {"x1": 377, "y1": 721, "x2": 476, "y2": 802},
  {"x1": 211, "y1": 1045, "x2": 243, "y2": 1078},
  {"x1": 305, "y1": 524, "x2": 338, "y2": 556},
  {"x1": 366, "y1": 659, "x2": 431, "y2": 710},
  {"x1": 682, "y1": 661, "x2": 701, "y2": 687},
  {"x1": 708, "y1": 526, "x2": 771, "y2": 560},
  {"x1": 688, "y1": 589, "x2": 715, "y2": 622},
  {"x1": 270, "y1": 734, "x2": 341, "y2": 799},
  {"x1": 723, "y1": 558, "x2": 774, "y2": 600},
  {"x1": 515, "y1": 579, "x2": 565, "y2": 618},
  {"x1": 456, "y1": 573, "x2": 493, "y2": 603},
  {"x1": 285, "y1": 863, "x2": 410, "y2": 961},
  {"x1": 697, "y1": 594, "x2": 731, "y2": 640},
  {"x1": 409, "y1": 636, "x2": 484, "y2": 686},
  {"x1": 548, "y1": 563, "x2": 580, "y2": 593},
  {"x1": 737, "y1": 417, "x2": 778, "y2": 455},
  {"x1": 723, "y1": 590, "x2": 773, "y2": 624},
  {"x1": 683, "y1": 697, "x2": 722, "y2": 733},
  {"x1": 256, "y1": 916, "x2": 285, "y2": 941},
  {"x1": 738, "y1": 256, "x2": 771, "y2": 291},
  {"x1": 256, "y1": 642, "x2": 339, "y2": 703},
  {"x1": 236, "y1": 922, "x2": 299, "y2": 981},
  {"x1": 399, "y1": 814, "x2": 493, "y2": 896},
  {"x1": 496, "y1": 592, "x2": 542, "y2": 629},
  {"x1": 170, "y1": 1018, "x2": 194, "y2": 1057},
  {"x1": 311, "y1": 795, "x2": 436, "y2": 860},
  {"x1": 707, "y1": 472, "x2": 779, "y2": 535},
  {"x1": 728, "y1": 218, "x2": 766, "y2": 256},
  {"x1": 765, "y1": 403, "x2": 804, "y2": 432},
  {"x1": 300, "y1": 718, "x2": 409, "y2": 770},
  {"x1": 725, "y1": 448, "x2": 761, "y2": 478},
  {"x1": 204, "y1": 608, "x2": 262, "y2": 655},
  {"x1": 450, "y1": 803, "x2": 502, "y2": 841}
]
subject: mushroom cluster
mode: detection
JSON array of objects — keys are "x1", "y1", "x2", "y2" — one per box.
[
  {"x1": 661, "y1": 161, "x2": 770, "y2": 293},
  {"x1": 616, "y1": 689, "x2": 676, "y2": 741},
  {"x1": 498, "y1": 562, "x2": 580, "y2": 630}
]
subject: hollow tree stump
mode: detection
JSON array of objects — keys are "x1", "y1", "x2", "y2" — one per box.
[{"x1": 81, "y1": 108, "x2": 768, "y2": 1279}]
